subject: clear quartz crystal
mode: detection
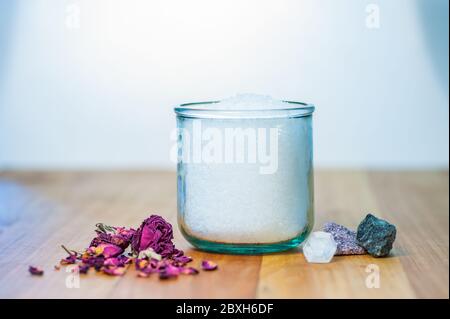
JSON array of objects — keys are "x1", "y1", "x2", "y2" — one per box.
[{"x1": 302, "y1": 231, "x2": 337, "y2": 263}]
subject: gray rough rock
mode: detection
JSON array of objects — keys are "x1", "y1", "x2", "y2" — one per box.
[{"x1": 356, "y1": 214, "x2": 396, "y2": 257}]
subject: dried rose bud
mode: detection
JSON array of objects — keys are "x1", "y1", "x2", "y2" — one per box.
[
  {"x1": 90, "y1": 225, "x2": 135, "y2": 250},
  {"x1": 29, "y1": 266, "x2": 44, "y2": 276},
  {"x1": 115, "y1": 227, "x2": 136, "y2": 241},
  {"x1": 201, "y1": 260, "x2": 218, "y2": 271},
  {"x1": 131, "y1": 215, "x2": 175, "y2": 257}
]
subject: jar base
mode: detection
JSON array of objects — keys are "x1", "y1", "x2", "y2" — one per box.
[{"x1": 181, "y1": 228, "x2": 311, "y2": 255}]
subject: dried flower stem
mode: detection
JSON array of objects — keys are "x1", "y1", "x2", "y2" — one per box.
[
  {"x1": 95, "y1": 223, "x2": 116, "y2": 234},
  {"x1": 61, "y1": 244, "x2": 80, "y2": 256}
]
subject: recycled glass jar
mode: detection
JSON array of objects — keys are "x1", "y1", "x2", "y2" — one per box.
[{"x1": 174, "y1": 99, "x2": 315, "y2": 254}]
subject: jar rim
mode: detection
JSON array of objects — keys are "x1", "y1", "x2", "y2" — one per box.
[{"x1": 174, "y1": 100, "x2": 315, "y2": 119}]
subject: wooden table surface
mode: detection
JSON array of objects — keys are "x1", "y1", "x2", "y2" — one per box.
[{"x1": 0, "y1": 170, "x2": 448, "y2": 299}]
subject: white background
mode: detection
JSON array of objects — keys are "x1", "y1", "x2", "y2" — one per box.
[{"x1": 0, "y1": 0, "x2": 448, "y2": 170}]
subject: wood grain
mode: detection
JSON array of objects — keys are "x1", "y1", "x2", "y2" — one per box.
[{"x1": 0, "y1": 170, "x2": 447, "y2": 298}]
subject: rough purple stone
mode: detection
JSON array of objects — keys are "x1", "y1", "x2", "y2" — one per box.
[{"x1": 323, "y1": 222, "x2": 366, "y2": 255}]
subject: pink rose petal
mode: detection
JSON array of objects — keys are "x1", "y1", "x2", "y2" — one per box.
[
  {"x1": 29, "y1": 266, "x2": 44, "y2": 276},
  {"x1": 102, "y1": 266, "x2": 126, "y2": 276},
  {"x1": 180, "y1": 267, "x2": 199, "y2": 275},
  {"x1": 201, "y1": 260, "x2": 218, "y2": 271}
]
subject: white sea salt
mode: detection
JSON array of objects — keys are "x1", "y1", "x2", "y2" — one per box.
[{"x1": 179, "y1": 94, "x2": 313, "y2": 244}]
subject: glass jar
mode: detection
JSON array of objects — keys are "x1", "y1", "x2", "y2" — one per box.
[{"x1": 174, "y1": 101, "x2": 315, "y2": 254}]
